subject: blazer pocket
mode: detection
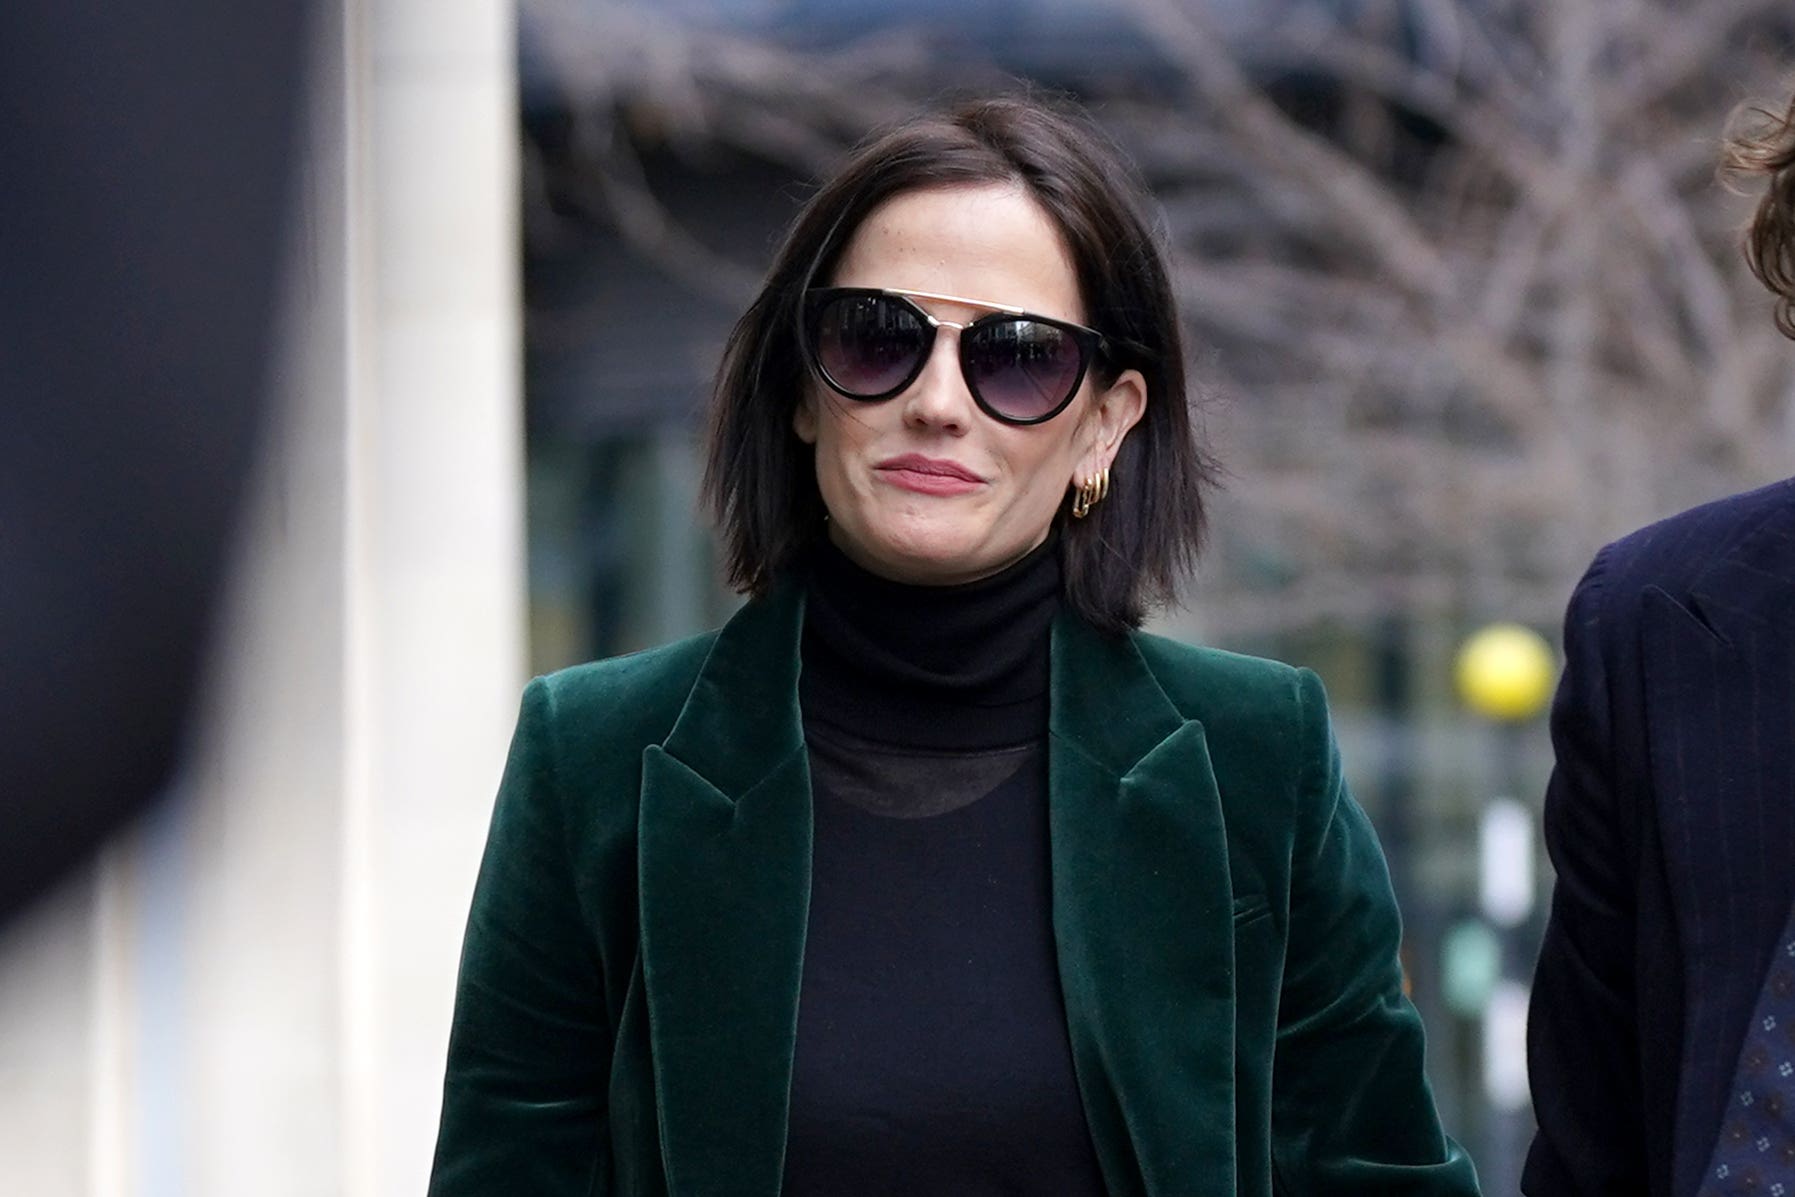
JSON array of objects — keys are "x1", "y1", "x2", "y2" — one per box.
[{"x1": 1231, "y1": 895, "x2": 1272, "y2": 930}]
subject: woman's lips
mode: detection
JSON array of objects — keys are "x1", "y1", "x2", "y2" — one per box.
[{"x1": 874, "y1": 454, "x2": 985, "y2": 496}]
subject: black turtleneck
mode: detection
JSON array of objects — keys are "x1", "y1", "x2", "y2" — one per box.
[
  {"x1": 781, "y1": 535, "x2": 1107, "y2": 1197},
  {"x1": 799, "y1": 533, "x2": 1058, "y2": 752}
]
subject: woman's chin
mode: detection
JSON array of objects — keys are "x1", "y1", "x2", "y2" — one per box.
[{"x1": 846, "y1": 523, "x2": 1022, "y2": 586}]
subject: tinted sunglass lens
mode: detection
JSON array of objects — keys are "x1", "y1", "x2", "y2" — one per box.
[
  {"x1": 965, "y1": 320, "x2": 1083, "y2": 421},
  {"x1": 814, "y1": 295, "x2": 928, "y2": 398}
]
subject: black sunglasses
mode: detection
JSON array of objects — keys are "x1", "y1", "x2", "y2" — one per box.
[{"x1": 802, "y1": 286, "x2": 1115, "y2": 426}]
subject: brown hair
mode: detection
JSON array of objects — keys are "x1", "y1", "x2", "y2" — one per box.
[
  {"x1": 701, "y1": 93, "x2": 1216, "y2": 631},
  {"x1": 1724, "y1": 88, "x2": 1795, "y2": 339}
]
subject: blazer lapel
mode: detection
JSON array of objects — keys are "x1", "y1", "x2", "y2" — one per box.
[
  {"x1": 639, "y1": 581, "x2": 811, "y2": 1197},
  {"x1": 1049, "y1": 614, "x2": 1239, "y2": 1196},
  {"x1": 1642, "y1": 494, "x2": 1795, "y2": 1197}
]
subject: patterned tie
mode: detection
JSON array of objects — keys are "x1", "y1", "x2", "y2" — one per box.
[{"x1": 1700, "y1": 920, "x2": 1795, "y2": 1196}]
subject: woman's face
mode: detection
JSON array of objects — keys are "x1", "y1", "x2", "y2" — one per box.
[{"x1": 793, "y1": 183, "x2": 1146, "y2": 586}]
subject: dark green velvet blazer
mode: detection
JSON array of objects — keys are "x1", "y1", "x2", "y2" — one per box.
[{"x1": 428, "y1": 581, "x2": 1479, "y2": 1196}]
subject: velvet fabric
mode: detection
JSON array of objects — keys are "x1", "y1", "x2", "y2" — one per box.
[{"x1": 428, "y1": 579, "x2": 1479, "y2": 1196}]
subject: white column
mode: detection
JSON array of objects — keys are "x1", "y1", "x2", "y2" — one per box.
[{"x1": 352, "y1": 0, "x2": 524, "y2": 1193}]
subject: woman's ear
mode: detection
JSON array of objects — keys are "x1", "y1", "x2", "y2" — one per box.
[
  {"x1": 793, "y1": 392, "x2": 819, "y2": 444},
  {"x1": 1079, "y1": 367, "x2": 1147, "y2": 476}
]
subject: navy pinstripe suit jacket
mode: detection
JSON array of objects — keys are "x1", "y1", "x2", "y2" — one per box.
[{"x1": 1524, "y1": 478, "x2": 1795, "y2": 1197}]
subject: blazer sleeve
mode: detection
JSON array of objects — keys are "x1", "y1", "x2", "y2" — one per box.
[
  {"x1": 1522, "y1": 549, "x2": 1648, "y2": 1194},
  {"x1": 428, "y1": 677, "x2": 611, "y2": 1196},
  {"x1": 1269, "y1": 668, "x2": 1481, "y2": 1195}
]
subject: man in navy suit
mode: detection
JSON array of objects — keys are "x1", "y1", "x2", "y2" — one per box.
[{"x1": 1524, "y1": 93, "x2": 1795, "y2": 1196}]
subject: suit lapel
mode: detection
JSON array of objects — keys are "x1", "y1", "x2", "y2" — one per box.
[
  {"x1": 1642, "y1": 493, "x2": 1795, "y2": 1197},
  {"x1": 639, "y1": 581, "x2": 811, "y2": 1197},
  {"x1": 1049, "y1": 614, "x2": 1239, "y2": 1196}
]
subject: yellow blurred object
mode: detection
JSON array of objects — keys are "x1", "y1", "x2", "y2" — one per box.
[{"x1": 1454, "y1": 623, "x2": 1557, "y2": 721}]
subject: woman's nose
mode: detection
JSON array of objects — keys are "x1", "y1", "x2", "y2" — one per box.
[{"x1": 900, "y1": 328, "x2": 975, "y2": 433}]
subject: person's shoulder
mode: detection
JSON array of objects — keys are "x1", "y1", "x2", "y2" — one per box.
[
  {"x1": 1130, "y1": 630, "x2": 1315, "y2": 729},
  {"x1": 1597, "y1": 476, "x2": 1795, "y2": 599},
  {"x1": 531, "y1": 628, "x2": 720, "y2": 735}
]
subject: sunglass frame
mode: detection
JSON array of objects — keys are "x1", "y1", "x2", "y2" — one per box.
[{"x1": 801, "y1": 286, "x2": 1111, "y2": 426}]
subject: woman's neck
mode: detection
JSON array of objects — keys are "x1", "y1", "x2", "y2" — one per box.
[{"x1": 799, "y1": 533, "x2": 1060, "y2": 751}]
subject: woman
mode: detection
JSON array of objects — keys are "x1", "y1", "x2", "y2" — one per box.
[{"x1": 429, "y1": 95, "x2": 1478, "y2": 1196}]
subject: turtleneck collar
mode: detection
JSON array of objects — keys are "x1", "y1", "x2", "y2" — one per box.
[{"x1": 799, "y1": 534, "x2": 1061, "y2": 751}]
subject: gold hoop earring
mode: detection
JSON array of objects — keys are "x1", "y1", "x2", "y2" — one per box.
[{"x1": 1070, "y1": 466, "x2": 1110, "y2": 519}]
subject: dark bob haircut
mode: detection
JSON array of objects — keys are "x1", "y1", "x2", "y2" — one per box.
[{"x1": 701, "y1": 93, "x2": 1216, "y2": 632}]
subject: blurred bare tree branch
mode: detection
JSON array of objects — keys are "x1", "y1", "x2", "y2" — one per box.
[{"x1": 522, "y1": 0, "x2": 1795, "y2": 636}]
